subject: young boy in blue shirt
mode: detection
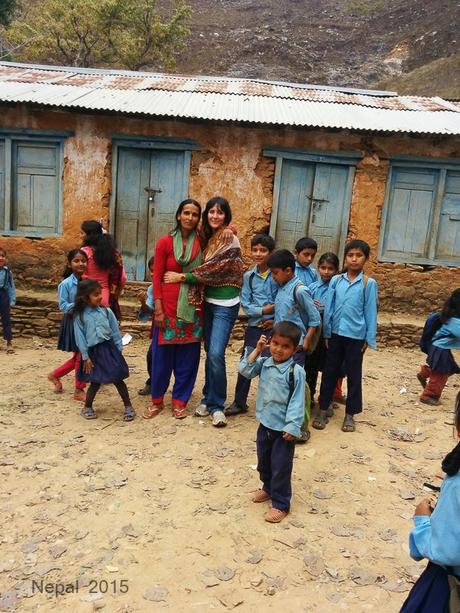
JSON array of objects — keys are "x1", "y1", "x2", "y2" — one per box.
[
  {"x1": 294, "y1": 237, "x2": 319, "y2": 287},
  {"x1": 0, "y1": 247, "x2": 16, "y2": 354},
  {"x1": 314, "y1": 240, "x2": 378, "y2": 433},
  {"x1": 226, "y1": 234, "x2": 277, "y2": 416},
  {"x1": 239, "y1": 321, "x2": 305, "y2": 523}
]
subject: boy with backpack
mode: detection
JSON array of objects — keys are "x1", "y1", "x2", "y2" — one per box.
[
  {"x1": 226, "y1": 234, "x2": 277, "y2": 416},
  {"x1": 267, "y1": 249, "x2": 321, "y2": 440},
  {"x1": 238, "y1": 321, "x2": 306, "y2": 523}
]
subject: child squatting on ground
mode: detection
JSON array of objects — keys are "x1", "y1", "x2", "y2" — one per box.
[
  {"x1": 73, "y1": 279, "x2": 135, "y2": 421},
  {"x1": 0, "y1": 247, "x2": 16, "y2": 353},
  {"x1": 48, "y1": 248, "x2": 88, "y2": 400},
  {"x1": 226, "y1": 233, "x2": 277, "y2": 416},
  {"x1": 417, "y1": 288, "x2": 460, "y2": 406},
  {"x1": 314, "y1": 239, "x2": 378, "y2": 433},
  {"x1": 239, "y1": 321, "x2": 306, "y2": 523}
]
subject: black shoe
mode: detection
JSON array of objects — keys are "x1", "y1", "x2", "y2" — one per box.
[
  {"x1": 295, "y1": 429, "x2": 311, "y2": 444},
  {"x1": 137, "y1": 384, "x2": 150, "y2": 396},
  {"x1": 224, "y1": 402, "x2": 249, "y2": 416}
]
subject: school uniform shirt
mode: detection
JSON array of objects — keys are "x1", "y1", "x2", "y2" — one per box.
[
  {"x1": 323, "y1": 271, "x2": 378, "y2": 349},
  {"x1": 409, "y1": 471, "x2": 460, "y2": 576},
  {"x1": 295, "y1": 262, "x2": 318, "y2": 287},
  {"x1": 309, "y1": 279, "x2": 331, "y2": 310},
  {"x1": 0, "y1": 266, "x2": 16, "y2": 305},
  {"x1": 58, "y1": 274, "x2": 79, "y2": 313},
  {"x1": 273, "y1": 276, "x2": 321, "y2": 344},
  {"x1": 240, "y1": 266, "x2": 278, "y2": 327},
  {"x1": 238, "y1": 351, "x2": 305, "y2": 438},
  {"x1": 432, "y1": 317, "x2": 460, "y2": 350},
  {"x1": 74, "y1": 306, "x2": 122, "y2": 360}
]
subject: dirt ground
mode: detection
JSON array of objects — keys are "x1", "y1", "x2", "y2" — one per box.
[{"x1": 0, "y1": 336, "x2": 458, "y2": 613}]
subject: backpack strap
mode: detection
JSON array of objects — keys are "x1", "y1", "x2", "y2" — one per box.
[
  {"x1": 248, "y1": 270, "x2": 256, "y2": 301},
  {"x1": 286, "y1": 363, "x2": 296, "y2": 406}
]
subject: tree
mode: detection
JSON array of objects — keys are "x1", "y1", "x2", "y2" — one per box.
[
  {"x1": 4, "y1": 0, "x2": 191, "y2": 69},
  {"x1": 0, "y1": 0, "x2": 17, "y2": 26}
]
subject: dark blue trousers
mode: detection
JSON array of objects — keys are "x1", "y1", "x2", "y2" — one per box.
[
  {"x1": 145, "y1": 340, "x2": 152, "y2": 386},
  {"x1": 0, "y1": 289, "x2": 12, "y2": 341},
  {"x1": 150, "y1": 327, "x2": 201, "y2": 406},
  {"x1": 233, "y1": 326, "x2": 270, "y2": 409},
  {"x1": 256, "y1": 424, "x2": 295, "y2": 512},
  {"x1": 319, "y1": 333, "x2": 365, "y2": 415}
]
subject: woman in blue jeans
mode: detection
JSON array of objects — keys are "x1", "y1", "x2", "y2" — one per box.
[{"x1": 164, "y1": 197, "x2": 243, "y2": 427}]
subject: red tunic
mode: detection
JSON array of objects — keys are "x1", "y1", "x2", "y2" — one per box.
[{"x1": 153, "y1": 234, "x2": 202, "y2": 345}]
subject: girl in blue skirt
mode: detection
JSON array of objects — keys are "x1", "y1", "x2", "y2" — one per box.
[
  {"x1": 73, "y1": 279, "x2": 135, "y2": 421},
  {"x1": 400, "y1": 392, "x2": 460, "y2": 612},
  {"x1": 48, "y1": 248, "x2": 88, "y2": 400}
]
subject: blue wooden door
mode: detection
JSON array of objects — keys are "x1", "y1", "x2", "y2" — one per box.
[
  {"x1": 381, "y1": 168, "x2": 438, "y2": 260},
  {"x1": 12, "y1": 142, "x2": 59, "y2": 234},
  {"x1": 114, "y1": 148, "x2": 189, "y2": 280},
  {"x1": 273, "y1": 160, "x2": 315, "y2": 249},
  {"x1": 435, "y1": 171, "x2": 460, "y2": 263},
  {"x1": 273, "y1": 158, "x2": 351, "y2": 255}
]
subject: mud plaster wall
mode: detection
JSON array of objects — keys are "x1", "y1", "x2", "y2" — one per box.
[{"x1": 0, "y1": 104, "x2": 459, "y2": 314}]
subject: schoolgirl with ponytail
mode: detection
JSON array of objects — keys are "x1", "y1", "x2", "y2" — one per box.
[{"x1": 400, "y1": 392, "x2": 460, "y2": 611}]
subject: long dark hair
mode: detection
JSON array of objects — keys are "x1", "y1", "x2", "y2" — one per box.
[
  {"x1": 73, "y1": 279, "x2": 101, "y2": 321},
  {"x1": 81, "y1": 220, "x2": 117, "y2": 270},
  {"x1": 317, "y1": 251, "x2": 340, "y2": 271},
  {"x1": 62, "y1": 248, "x2": 88, "y2": 279},
  {"x1": 441, "y1": 392, "x2": 460, "y2": 476},
  {"x1": 202, "y1": 197, "x2": 232, "y2": 241},
  {"x1": 440, "y1": 288, "x2": 460, "y2": 324},
  {"x1": 172, "y1": 199, "x2": 202, "y2": 233}
]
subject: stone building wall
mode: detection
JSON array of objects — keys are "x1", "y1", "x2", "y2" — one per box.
[{"x1": 0, "y1": 104, "x2": 459, "y2": 314}]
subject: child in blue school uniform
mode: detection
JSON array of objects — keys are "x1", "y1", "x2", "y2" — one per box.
[
  {"x1": 304, "y1": 252, "x2": 340, "y2": 404},
  {"x1": 48, "y1": 248, "x2": 88, "y2": 400},
  {"x1": 294, "y1": 237, "x2": 319, "y2": 287},
  {"x1": 315, "y1": 239, "x2": 378, "y2": 433},
  {"x1": 226, "y1": 233, "x2": 278, "y2": 416},
  {"x1": 400, "y1": 391, "x2": 460, "y2": 611},
  {"x1": 239, "y1": 321, "x2": 306, "y2": 523},
  {"x1": 73, "y1": 278, "x2": 135, "y2": 421},
  {"x1": 137, "y1": 256, "x2": 155, "y2": 396},
  {"x1": 268, "y1": 249, "x2": 321, "y2": 442},
  {"x1": 0, "y1": 247, "x2": 16, "y2": 353}
]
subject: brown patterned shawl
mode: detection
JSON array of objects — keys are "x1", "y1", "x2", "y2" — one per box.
[{"x1": 188, "y1": 232, "x2": 244, "y2": 306}]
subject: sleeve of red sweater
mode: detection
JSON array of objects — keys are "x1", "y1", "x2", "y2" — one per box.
[{"x1": 153, "y1": 236, "x2": 169, "y2": 301}]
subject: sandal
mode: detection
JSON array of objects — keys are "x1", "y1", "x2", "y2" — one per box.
[
  {"x1": 172, "y1": 402, "x2": 187, "y2": 420},
  {"x1": 342, "y1": 414, "x2": 356, "y2": 432},
  {"x1": 142, "y1": 403, "x2": 164, "y2": 419},
  {"x1": 6, "y1": 347, "x2": 15, "y2": 354},
  {"x1": 48, "y1": 373, "x2": 63, "y2": 394},
  {"x1": 312, "y1": 410, "x2": 328, "y2": 430},
  {"x1": 265, "y1": 507, "x2": 288, "y2": 523},
  {"x1": 81, "y1": 407, "x2": 97, "y2": 420},
  {"x1": 123, "y1": 406, "x2": 136, "y2": 421},
  {"x1": 252, "y1": 489, "x2": 271, "y2": 503}
]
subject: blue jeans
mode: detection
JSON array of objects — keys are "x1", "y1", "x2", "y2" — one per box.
[{"x1": 202, "y1": 302, "x2": 239, "y2": 414}]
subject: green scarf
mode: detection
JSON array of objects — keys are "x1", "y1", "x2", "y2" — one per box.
[{"x1": 172, "y1": 229, "x2": 202, "y2": 323}]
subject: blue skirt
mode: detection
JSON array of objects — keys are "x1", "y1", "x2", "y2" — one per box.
[
  {"x1": 57, "y1": 313, "x2": 78, "y2": 352},
  {"x1": 400, "y1": 562, "x2": 453, "y2": 613},
  {"x1": 427, "y1": 345, "x2": 460, "y2": 375},
  {"x1": 78, "y1": 340, "x2": 129, "y2": 384}
]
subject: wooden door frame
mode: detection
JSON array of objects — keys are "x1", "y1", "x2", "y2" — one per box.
[
  {"x1": 109, "y1": 135, "x2": 200, "y2": 239},
  {"x1": 264, "y1": 147, "x2": 361, "y2": 257}
]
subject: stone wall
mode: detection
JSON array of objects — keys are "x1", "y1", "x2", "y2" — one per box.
[
  {"x1": 12, "y1": 292, "x2": 423, "y2": 350},
  {"x1": 0, "y1": 104, "x2": 459, "y2": 315}
]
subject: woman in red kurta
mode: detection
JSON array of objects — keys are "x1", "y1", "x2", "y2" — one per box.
[{"x1": 143, "y1": 199, "x2": 203, "y2": 420}]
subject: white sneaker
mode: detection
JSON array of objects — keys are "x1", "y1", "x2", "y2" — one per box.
[
  {"x1": 194, "y1": 403, "x2": 209, "y2": 417},
  {"x1": 212, "y1": 410, "x2": 227, "y2": 428}
]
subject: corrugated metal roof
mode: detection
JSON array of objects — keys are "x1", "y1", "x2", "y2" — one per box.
[{"x1": 0, "y1": 61, "x2": 459, "y2": 135}]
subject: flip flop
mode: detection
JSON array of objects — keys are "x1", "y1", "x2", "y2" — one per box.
[
  {"x1": 6, "y1": 347, "x2": 15, "y2": 354},
  {"x1": 142, "y1": 403, "x2": 164, "y2": 419},
  {"x1": 312, "y1": 411, "x2": 328, "y2": 430},
  {"x1": 123, "y1": 406, "x2": 136, "y2": 421},
  {"x1": 81, "y1": 407, "x2": 97, "y2": 420},
  {"x1": 172, "y1": 403, "x2": 187, "y2": 419},
  {"x1": 48, "y1": 373, "x2": 63, "y2": 394},
  {"x1": 342, "y1": 414, "x2": 356, "y2": 432},
  {"x1": 265, "y1": 507, "x2": 288, "y2": 523}
]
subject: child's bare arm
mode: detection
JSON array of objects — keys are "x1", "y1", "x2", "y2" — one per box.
[{"x1": 247, "y1": 335, "x2": 268, "y2": 363}]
